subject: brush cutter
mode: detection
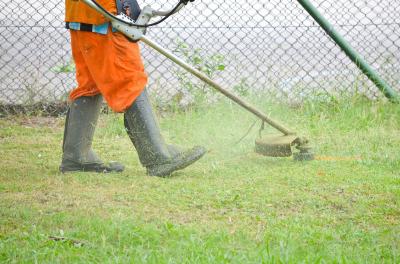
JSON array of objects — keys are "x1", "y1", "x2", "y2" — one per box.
[{"x1": 81, "y1": 0, "x2": 315, "y2": 161}]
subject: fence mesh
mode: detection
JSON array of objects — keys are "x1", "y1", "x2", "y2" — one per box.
[{"x1": 0, "y1": 0, "x2": 399, "y2": 114}]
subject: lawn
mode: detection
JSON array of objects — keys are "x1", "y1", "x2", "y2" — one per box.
[{"x1": 0, "y1": 96, "x2": 399, "y2": 263}]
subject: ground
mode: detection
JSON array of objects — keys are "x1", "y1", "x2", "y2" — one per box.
[{"x1": 0, "y1": 96, "x2": 399, "y2": 263}]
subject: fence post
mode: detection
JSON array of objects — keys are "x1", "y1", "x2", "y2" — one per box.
[{"x1": 297, "y1": 0, "x2": 399, "y2": 103}]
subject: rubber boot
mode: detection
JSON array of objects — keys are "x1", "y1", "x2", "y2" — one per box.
[
  {"x1": 60, "y1": 95, "x2": 124, "y2": 173},
  {"x1": 124, "y1": 90, "x2": 206, "y2": 177}
]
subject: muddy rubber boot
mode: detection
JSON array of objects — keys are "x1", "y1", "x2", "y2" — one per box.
[
  {"x1": 60, "y1": 95, "x2": 124, "y2": 173},
  {"x1": 124, "y1": 90, "x2": 206, "y2": 177}
]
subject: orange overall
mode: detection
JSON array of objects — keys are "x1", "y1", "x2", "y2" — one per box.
[{"x1": 65, "y1": 0, "x2": 148, "y2": 112}]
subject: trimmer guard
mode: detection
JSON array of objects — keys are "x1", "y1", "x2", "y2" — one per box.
[{"x1": 255, "y1": 135, "x2": 298, "y2": 157}]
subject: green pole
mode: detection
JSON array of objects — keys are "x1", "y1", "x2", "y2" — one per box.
[{"x1": 297, "y1": 0, "x2": 399, "y2": 103}]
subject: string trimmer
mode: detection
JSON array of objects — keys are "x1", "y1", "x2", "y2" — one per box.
[{"x1": 81, "y1": 0, "x2": 315, "y2": 161}]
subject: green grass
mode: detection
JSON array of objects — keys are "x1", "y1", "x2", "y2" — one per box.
[{"x1": 0, "y1": 95, "x2": 399, "y2": 263}]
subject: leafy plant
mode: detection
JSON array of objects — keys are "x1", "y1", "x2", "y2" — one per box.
[
  {"x1": 233, "y1": 78, "x2": 251, "y2": 97},
  {"x1": 173, "y1": 39, "x2": 226, "y2": 108},
  {"x1": 51, "y1": 60, "x2": 75, "y2": 74}
]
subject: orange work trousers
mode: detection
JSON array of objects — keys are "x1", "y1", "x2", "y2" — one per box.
[{"x1": 69, "y1": 29, "x2": 148, "y2": 112}]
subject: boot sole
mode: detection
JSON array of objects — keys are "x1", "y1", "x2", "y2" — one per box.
[
  {"x1": 147, "y1": 147, "x2": 206, "y2": 177},
  {"x1": 60, "y1": 161, "x2": 125, "y2": 173}
]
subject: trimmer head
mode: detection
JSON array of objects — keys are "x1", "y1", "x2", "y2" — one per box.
[{"x1": 255, "y1": 135, "x2": 314, "y2": 161}]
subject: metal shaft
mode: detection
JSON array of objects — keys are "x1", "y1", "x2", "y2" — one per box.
[
  {"x1": 141, "y1": 35, "x2": 295, "y2": 135},
  {"x1": 297, "y1": 0, "x2": 399, "y2": 103}
]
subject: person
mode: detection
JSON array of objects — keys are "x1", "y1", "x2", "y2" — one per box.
[{"x1": 62, "y1": 0, "x2": 206, "y2": 177}]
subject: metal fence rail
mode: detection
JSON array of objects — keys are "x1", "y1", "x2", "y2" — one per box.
[{"x1": 0, "y1": 0, "x2": 399, "y2": 111}]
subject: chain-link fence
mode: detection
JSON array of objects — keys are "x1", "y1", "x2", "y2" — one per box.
[{"x1": 0, "y1": 0, "x2": 399, "y2": 114}]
